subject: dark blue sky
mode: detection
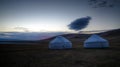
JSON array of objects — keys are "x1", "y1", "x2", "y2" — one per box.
[{"x1": 0, "y1": 0, "x2": 120, "y2": 32}]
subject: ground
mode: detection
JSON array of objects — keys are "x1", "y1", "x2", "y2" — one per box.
[{"x1": 0, "y1": 29, "x2": 120, "y2": 67}]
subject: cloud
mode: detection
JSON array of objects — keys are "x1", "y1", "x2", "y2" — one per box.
[
  {"x1": 88, "y1": 0, "x2": 115, "y2": 8},
  {"x1": 68, "y1": 16, "x2": 91, "y2": 31},
  {"x1": 14, "y1": 27, "x2": 30, "y2": 32}
]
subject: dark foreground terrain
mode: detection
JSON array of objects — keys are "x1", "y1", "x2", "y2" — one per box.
[{"x1": 0, "y1": 29, "x2": 120, "y2": 67}]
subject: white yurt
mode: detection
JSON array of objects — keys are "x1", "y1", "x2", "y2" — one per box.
[
  {"x1": 84, "y1": 34, "x2": 109, "y2": 48},
  {"x1": 49, "y1": 36, "x2": 72, "y2": 49}
]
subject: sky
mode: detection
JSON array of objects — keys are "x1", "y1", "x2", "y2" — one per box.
[{"x1": 0, "y1": 0, "x2": 120, "y2": 32}]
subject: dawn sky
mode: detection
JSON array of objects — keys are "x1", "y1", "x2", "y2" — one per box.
[{"x1": 0, "y1": 0, "x2": 120, "y2": 32}]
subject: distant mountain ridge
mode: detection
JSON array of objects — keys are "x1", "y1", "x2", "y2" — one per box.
[
  {"x1": 99, "y1": 28, "x2": 120, "y2": 36},
  {"x1": 43, "y1": 28, "x2": 120, "y2": 41},
  {"x1": 0, "y1": 28, "x2": 119, "y2": 43}
]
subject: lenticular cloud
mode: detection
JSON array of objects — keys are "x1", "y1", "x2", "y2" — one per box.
[{"x1": 68, "y1": 16, "x2": 91, "y2": 31}]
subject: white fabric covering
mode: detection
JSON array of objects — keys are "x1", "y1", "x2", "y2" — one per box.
[
  {"x1": 49, "y1": 36, "x2": 72, "y2": 49},
  {"x1": 84, "y1": 34, "x2": 109, "y2": 48}
]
